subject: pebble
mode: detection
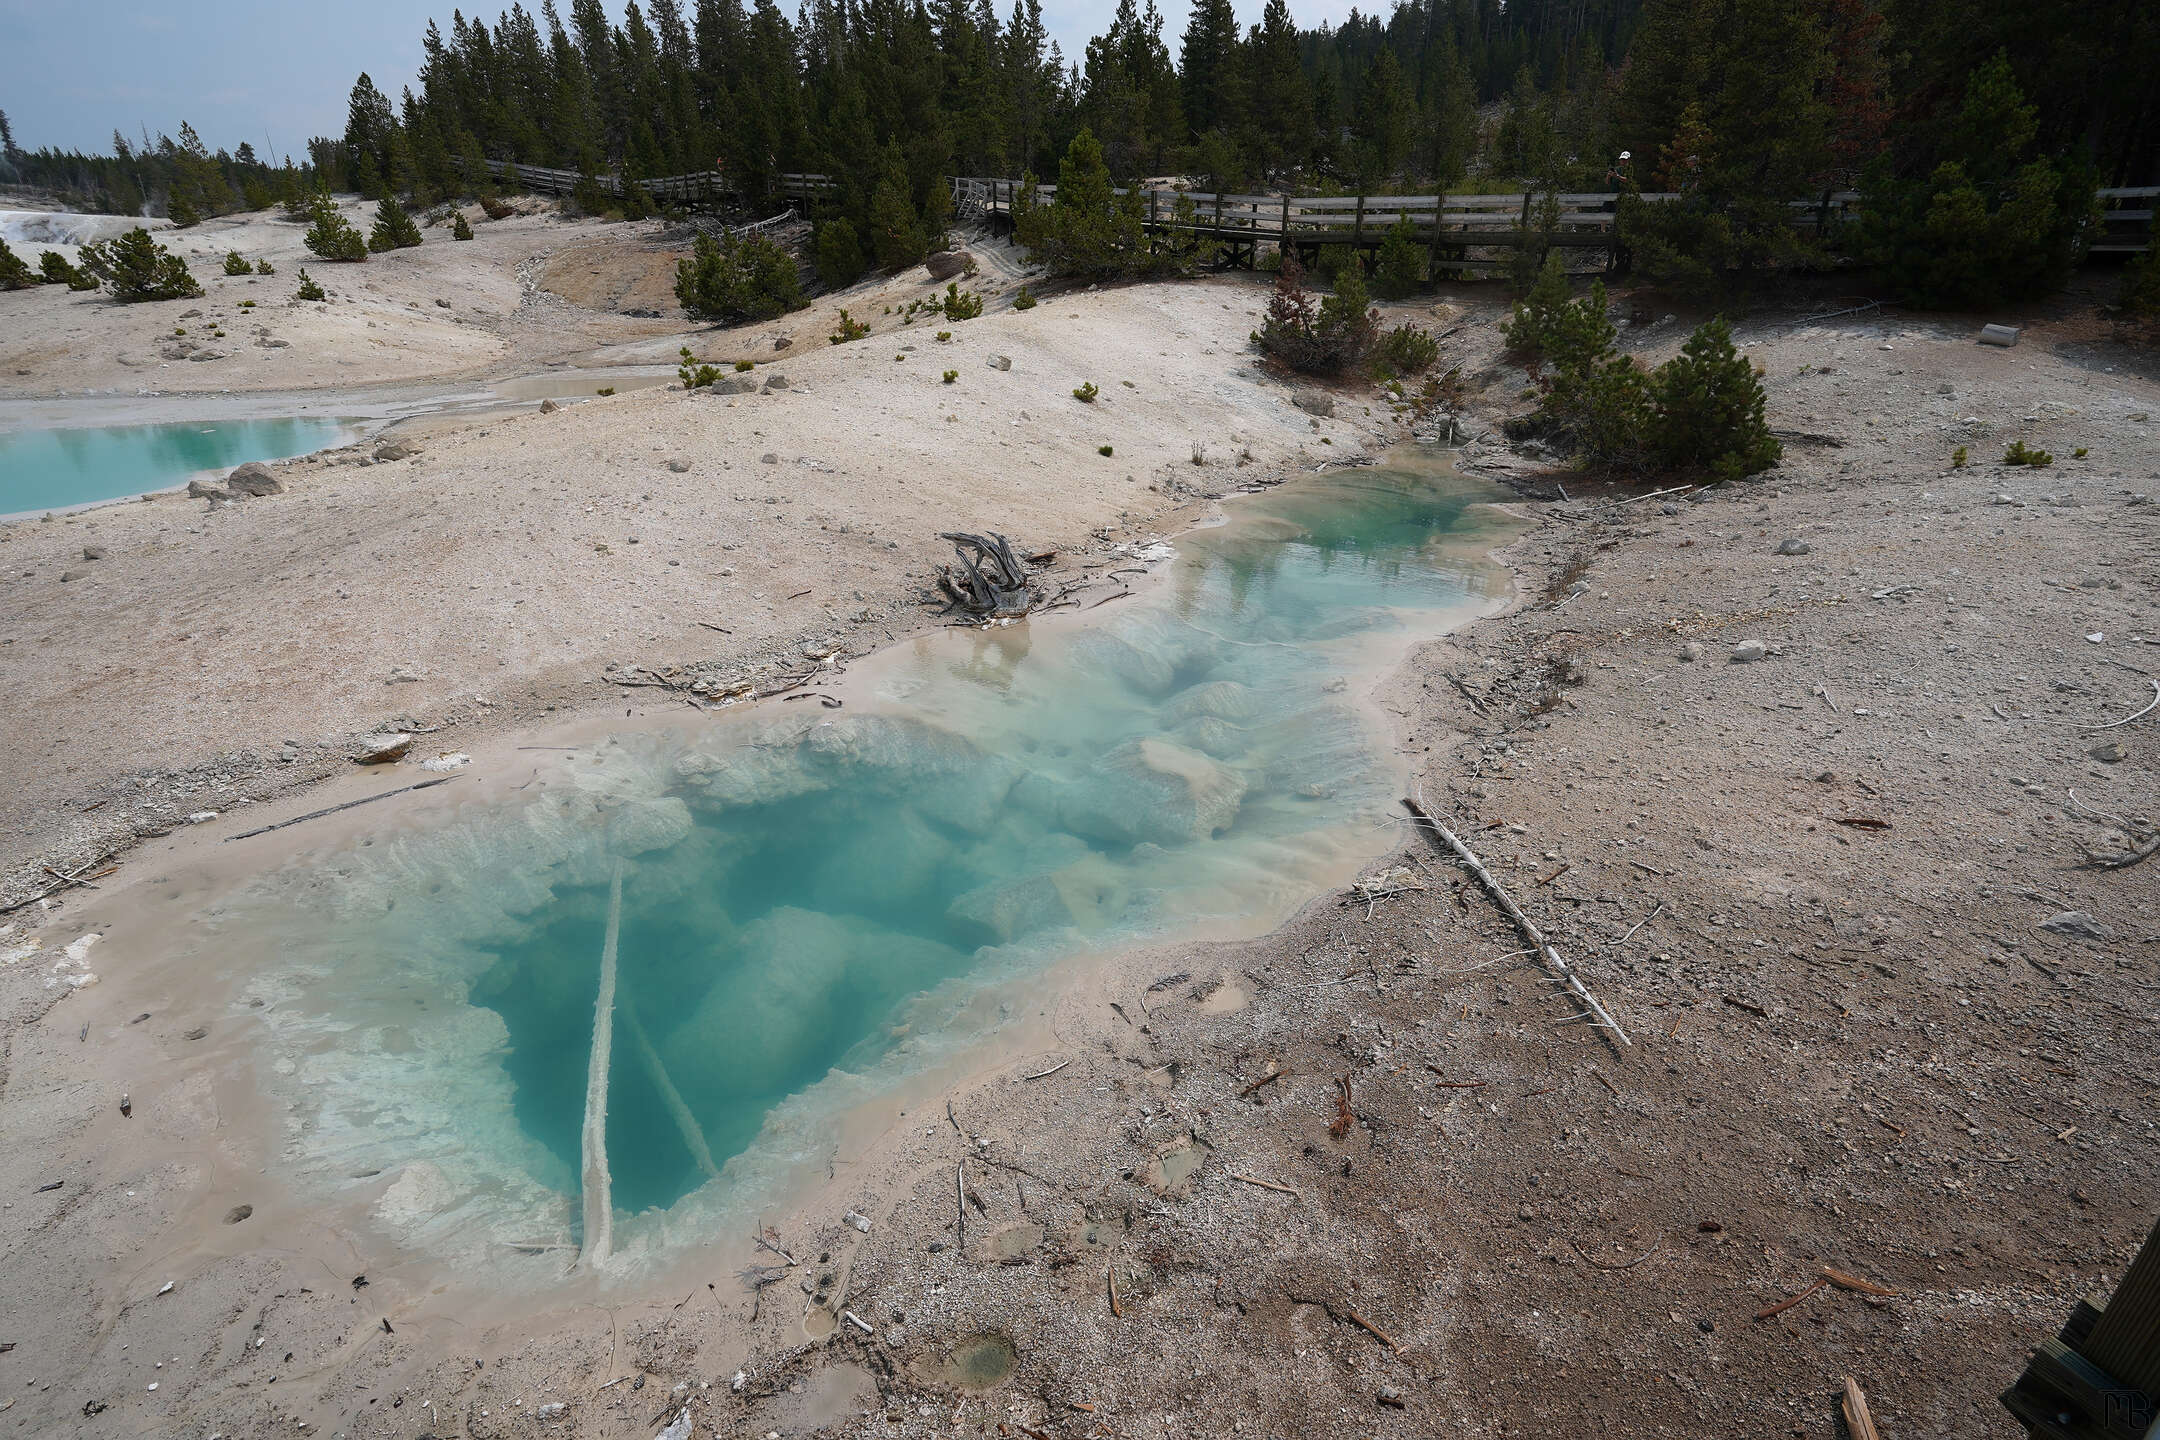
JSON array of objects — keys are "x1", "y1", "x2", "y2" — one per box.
[
  {"x1": 1730, "y1": 640, "x2": 1767, "y2": 663},
  {"x1": 667, "y1": 459, "x2": 690, "y2": 473},
  {"x1": 1679, "y1": 642, "x2": 1703, "y2": 662},
  {"x1": 83, "y1": 545, "x2": 108, "y2": 561},
  {"x1": 761, "y1": 453, "x2": 778, "y2": 464},
  {"x1": 1775, "y1": 537, "x2": 1810, "y2": 555},
  {"x1": 2089, "y1": 741, "x2": 2126, "y2": 763},
  {"x1": 1660, "y1": 502, "x2": 1680, "y2": 515}
]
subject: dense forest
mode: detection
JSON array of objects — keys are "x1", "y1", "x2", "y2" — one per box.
[{"x1": 1, "y1": 0, "x2": 2153, "y2": 306}]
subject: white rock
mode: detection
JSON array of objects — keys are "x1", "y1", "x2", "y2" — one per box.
[{"x1": 1730, "y1": 640, "x2": 1768, "y2": 663}]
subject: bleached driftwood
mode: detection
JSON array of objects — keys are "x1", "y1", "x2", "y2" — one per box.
[
  {"x1": 622, "y1": 1004, "x2": 722, "y2": 1180},
  {"x1": 579, "y1": 861, "x2": 625, "y2": 1269},
  {"x1": 1401, "y1": 795, "x2": 1631, "y2": 1048}
]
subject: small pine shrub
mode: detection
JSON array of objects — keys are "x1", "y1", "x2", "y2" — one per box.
[
  {"x1": 829, "y1": 309, "x2": 869, "y2": 344},
  {"x1": 1373, "y1": 213, "x2": 1426, "y2": 299},
  {"x1": 295, "y1": 268, "x2": 327, "y2": 301},
  {"x1": 1252, "y1": 256, "x2": 1375, "y2": 375},
  {"x1": 1098, "y1": 444, "x2": 1113, "y2": 456},
  {"x1": 368, "y1": 196, "x2": 423, "y2": 253},
  {"x1": 1502, "y1": 253, "x2": 1574, "y2": 358},
  {"x1": 74, "y1": 228, "x2": 203, "y2": 302},
  {"x1": 1373, "y1": 323, "x2": 1440, "y2": 378},
  {"x1": 1648, "y1": 318, "x2": 1780, "y2": 480},
  {"x1": 223, "y1": 250, "x2": 253, "y2": 276},
  {"x1": 677, "y1": 346, "x2": 720, "y2": 389},
  {"x1": 674, "y1": 228, "x2": 803, "y2": 322},
  {"x1": 2073, "y1": 446, "x2": 2088, "y2": 458},
  {"x1": 480, "y1": 196, "x2": 514, "y2": 221},
  {"x1": 38, "y1": 250, "x2": 98, "y2": 290},
  {"x1": 596, "y1": 386, "x2": 616, "y2": 396},
  {"x1": 734, "y1": 359, "x2": 755, "y2": 372},
  {"x1": 238, "y1": 299, "x2": 256, "y2": 309},
  {"x1": 0, "y1": 238, "x2": 35, "y2": 290},
  {"x1": 936, "y1": 331, "x2": 952, "y2": 342},
  {"x1": 943, "y1": 369, "x2": 958, "y2": 383},
  {"x1": 1073, "y1": 381, "x2": 1099, "y2": 403},
  {"x1": 303, "y1": 198, "x2": 368, "y2": 262},
  {"x1": 1012, "y1": 286, "x2": 1037, "y2": 310},
  {"x1": 255, "y1": 259, "x2": 275, "y2": 275},
  {"x1": 1951, "y1": 445, "x2": 1969, "y2": 468},
  {"x1": 941, "y1": 283, "x2": 983, "y2": 321},
  {"x1": 452, "y1": 212, "x2": 475, "y2": 241},
  {"x1": 2003, "y1": 439, "x2": 2053, "y2": 467}
]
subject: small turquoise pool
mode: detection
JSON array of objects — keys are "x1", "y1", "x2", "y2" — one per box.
[{"x1": 0, "y1": 417, "x2": 351, "y2": 516}]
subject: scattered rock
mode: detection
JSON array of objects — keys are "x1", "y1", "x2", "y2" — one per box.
[
  {"x1": 763, "y1": 372, "x2": 789, "y2": 391},
  {"x1": 225, "y1": 462, "x2": 283, "y2": 496},
  {"x1": 186, "y1": 349, "x2": 224, "y2": 362},
  {"x1": 539, "y1": 398, "x2": 559, "y2": 414},
  {"x1": 535, "y1": 1402, "x2": 566, "y2": 1420},
  {"x1": 1293, "y1": 391, "x2": 1335, "y2": 418},
  {"x1": 774, "y1": 336, "x2": 792, "y2": 350},
  {"x1": 223, "y1": 1205, "x2": 253, "y2": 1224},
  {"x1": 1775, "y1": 537, "x2": 1811, "y2": 556},
  {"x1": 2089, "y1": 741, "x2": 2127, "y2": 764},
  {"x1": 843, "y1": 1210, "x2": 872, "y2": 1234},
  {"x1": 434, "y1": 298, "x2": 452, "y2": 308},
  {"x1": 60, "y1": 568, "x2": 88, "y2": 582},
  {"x1": 373, "y1": 439, "x2": 418, "y2": 462},
  {"x1": 2039, "y1": 911, "x2": 2111, "y2": 941},
  {"x1": 82, "y1": 545, "x2": 108, "y2": 561},
  {"x1": 1730, "y1": 640, "x2": 1768, "y2": 663},
  {"x1": 762, "y1": 453, "x2": 778, "y2": 464},
  {"x1": 355, "y1": 733, "x2": 414, "y2": 764},
  {"x1": 186, "y1": 477, "x2": 232, "y2": 500},
  {"x1": 1660, "y1": 502, "x2": 1680, "y2": 515},
  {"x1": 1679, "y1": 641, "x2": 1703, "y2": 662},
  {"x1": 667, "y1": 459, "x2": 691, "y2": 473},
  {"x1": 985, "y1": 354, "x2": 1011, "y2": 371},
  {"x1": 924, "y1": 249, "x2": 975, "y2": 281},
  {"x1": 1977, "y1": 323, "x2": 2021, "y2": 347}
]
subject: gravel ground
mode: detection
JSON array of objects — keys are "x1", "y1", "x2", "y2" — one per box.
[{"x1": 1, "y1": 266, "x2": 2156, "y2": 1440}]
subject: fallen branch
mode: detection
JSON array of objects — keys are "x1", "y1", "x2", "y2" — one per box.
[
  {"x1": 1402, "y1": 795, "x2": 1630, "y2": 1048},
  {"x1": 1820, "y1": 1267, "x2": 1898, "y2": 1297},
  {"x1": 1616, "y1": 902, "x2": 1664, "y2": 946},
  {"x1": 1226, "y1": 1172, "x2": 1299, "y2": 1197},
  {"x1": 222, "y1": 778, "x2": 456, "y2": 843},
  {"x1": 1345, "y1": 1308, "x2": 1404, "y2": 1356},
  {"x1": 2083, "y1": 678, "x2": 2160, "y2": 732},
  {"x1": 1754, "y1": 1276, "x2": 1827, "y2": 1320},
  {"x1": 1237, "y1": 1068, "x2": 1286, "y2": 1098},
  {"x1": 1021, "y1": 1059, "x2": 1071, "y2": 1081},
  {"x1": 1842, "y1": 1376, "x2": 1882, "y2": 1440}
]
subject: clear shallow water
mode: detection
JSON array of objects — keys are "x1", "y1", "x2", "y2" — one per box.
[
  {"x1": 0, "y1": 417, "x2": 350, "y2": 515},
  {"x1": 216, "y1": 456, "x2": 1516, "y2": 1272}
]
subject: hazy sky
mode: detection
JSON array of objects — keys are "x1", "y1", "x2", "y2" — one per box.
[{"x1": 2, "y1": 0, "x2": 1372, "y2": 159}]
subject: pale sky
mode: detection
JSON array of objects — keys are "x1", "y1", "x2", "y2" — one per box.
[{"x1": 1, "y1": 0, "x2": 1374, "y2": 159}]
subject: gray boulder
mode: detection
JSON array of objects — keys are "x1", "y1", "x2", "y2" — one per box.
[
  {"x1": 924, "y1": 250, "x2": 975, "y2": 281},
  {"x1": 186, "y1": 477, "x2": 232, "y2": 500},
  {"x1": 225, "y1": 461, "x2": 283, "y2": 496},
  {"x1": 1293, "y1": 391, "x2": 1335, "y2": 418}
]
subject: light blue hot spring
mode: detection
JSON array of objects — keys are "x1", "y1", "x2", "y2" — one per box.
[
  {"x1": 0, "y1": 417, "x2": 349, "y2": 516},
  {"x1": 207, "y1": 455, "x2": 1518, "y2": 1273}
]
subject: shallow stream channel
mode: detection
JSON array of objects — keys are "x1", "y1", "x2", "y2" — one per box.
[{"x1": 191, "y1": 452, "x2": 1521, "y2": 1282}]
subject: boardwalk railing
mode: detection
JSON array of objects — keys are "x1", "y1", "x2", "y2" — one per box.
[{"x1": 465, "y1": 159, "x2": 2154, "y2": 261}]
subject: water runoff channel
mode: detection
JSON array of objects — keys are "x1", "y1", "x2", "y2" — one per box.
[{"x1": 185, "y1": 450, "x2": 1521, "y2": 1283}]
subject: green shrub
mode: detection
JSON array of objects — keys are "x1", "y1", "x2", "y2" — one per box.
[
  {"x1": 943, "y1": 369, "x2": 958, "y2": 384},
  {"x1": 1073, "y1": 381, "x2": 1099, "y2": 403},
  {"x1": 1014, "y1": 130, "x2": 1148, "y2": 278},
  {"x1": 1951, "y1": 445, "x2": 1969, "y2": 468},
  {"x1": 303, "y1": 197, "x2": 368, "y2": 262},
  {"x1": 295, "y1": 268, "x2": 327, "y2": 301},
  {"x1": 734, "y1": 359, "x2": 754, "y2": 372},
  {"x1": 2003, "y1": 439, "x2": 2053, "y2": 467},
  {"x1": 167, "y1": 192, "x2": 201, "y2": 228},
  {"x1": 677, "y1": 346, "x2": 720, "y2": 388},
  {"x1": 38, "y1": 250, "x2": 98, "y2": 290},
  {"x1": 368, "y1": 196, "x2": 423, "y2": 253},
  {"x1": 1648, "y1": 318, "x2": 1780, "y2": 480},
  {"x1": 936, "y1": 330, "x2": 952, "y2": 342},
  {"x1": 1501, "y1": 252, "x2": 1573, "y2": 357},
  {"x1": 596, "y1": 386, "x2": 615, "y2": 396},
  {"x1": 941, "y1": 283, "x2": 982, "y2": 321},
  {"x1": 1373, "y1": 323, "x2": 1439, "y2": 377},
  {"x1": 0, "y1": 238, "x2": 36, "y2": 290},
  {"x1": 675, "y1": 228, "x2": 805, "y2": 323},
  {"x1": 238, "y1": 299, "x2": 256, "y2": 309},
  {"x1": 1012, "y1": 285, "x2": 1036, "y2": 310},
  {"x1": 223, "y1": 250, "x2": 253, "y2": 276},
  {"x1": 452, "y1": 212, "x2": 475, "y2": 241},
  {"x1": 815, "y1": 218, "x2": 866, "y2": 286},
  {"x1": 1098, "y1": 444, "x2": 1113, "y2": 456},
  {"x1": 1252, "y1": 255, "x2": 1375, "y2": 375},
  {"x1": 828, "y1": 309, "x2": 869, "y2": 344},
  {"x1": 480, "y1": 195, "x2": 514, "y2": 221},
  {"x1": 1373, "y1": 213, "x2": 1426, "y2": 298},
  {"x1": 75, "y1": 228, "x2": 203, "y2": 302},
  {"x1": 254, "y1": 258, "x2": 275, "y2": 275},
  {"x1": 2073, "y1": 446, "x2": 2088, "y2": 458}
]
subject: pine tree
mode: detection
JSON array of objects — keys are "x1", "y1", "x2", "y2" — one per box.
[
  {"x1": 452, "y1": 211, "x2": 475, "y2": 240},
  {"x1": 74, "y1": 228, "x2": 204, "y2": 302},
  {"x1": 224, "y1": 250, "x2": 253, "y2": 276},
  {"x1": 1649, "y1": 317, "x2": 1780, "y2": 479},
  {"x1": 167, "y1": 192, "x2": 201, "y2": 228},
  {"x1": 816, "y1": 218, "x2": 867, "y2": 285},
  {"x1": 866, "y1": 145, "x2": 924, "y2": 270},
  {"x1": 304, "y1": 196, "x2": 370, "y2": 261},
  {"x1": 368, "y1": 195, "x2": 424, "y2": 251},
  {"x1": 295, "y1": 268, "x2": 328, "y2": 300},
  {"x1": 0, "y1": 238, "x2": 35, "y2": 290},
  {"x1": 1374, "y1": 213, "x2": 1425, "y2": 297},
  {"x1": 41, "y1": 250, "x2": 100, "y2": 289}
]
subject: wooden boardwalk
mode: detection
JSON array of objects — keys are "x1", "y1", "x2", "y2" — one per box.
[{"x1": 479, "y1": 160, "x2": 2155, "y2": 263}]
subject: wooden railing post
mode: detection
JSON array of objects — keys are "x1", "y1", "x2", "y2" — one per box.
[
  {"x1": 1353, "y1": 193, "x2": 1365, "y2": 248},
  {"x1": 2002, "y1": 1213, "x2": 2160, "y2": 1437},
  {"x1": 1427, "y1": 188, "x2": 1444, "y2": 284}
]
